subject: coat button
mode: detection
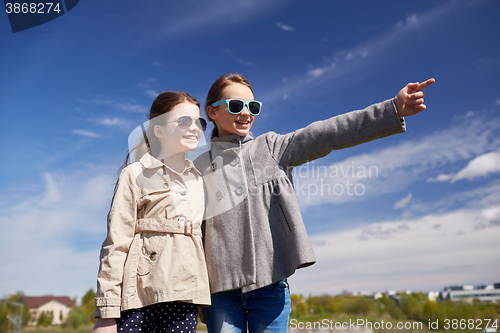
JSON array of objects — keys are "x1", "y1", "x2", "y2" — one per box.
[
  {"x1": 230, "y1": 157, "x2": 240, "y2": 166},
  {"x1": 150, "y1": 252, "x2": 157, "y2": 261},
  {"x1": 235, "y1": 185, "x2": 245, "y2": 196},
  {"x1": 163, "y1": 183, "x2": 169, "y2": 189},
  {"x1": 216, "y1": 190, "x2": 224, "y2": 200},
  {"x1": 180, "y1": 189, "x2": 187, "y2": 196},
  {"x1": 211, "y1": 162, "x2": 217, "y2": 171},
  {"x1": 178, "y1": 216, "x2": 186, "y2": 223}
]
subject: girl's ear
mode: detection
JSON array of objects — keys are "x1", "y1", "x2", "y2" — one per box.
[
  {"x1": 153, "y1": 125, "x2": 164, "y2": 139},
  {"x1": 207, "y1": 106, "x2": 217, "y2": 121}
]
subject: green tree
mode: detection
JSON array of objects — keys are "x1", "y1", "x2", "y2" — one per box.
[
  {"x1": 0, "y1": 292, "x2": 30, "y2": 332},
  {"x1": 0, "y1": 303, "x2": 10, "y2": 333},
  {"x1": 290, "y1": 294, "x2": 309, "y2": 318},
  {"x1": 376, "y1": 295, "x2": 403, "y2": 319},
  {"x1": 307, "y1": 296, "x2": 324, "y2": 314},
  {"x1": 400, "y1": 294, "x2": 424, "y2": 320},
  {"x1": 81, "y1": 289, "x2": 96, "y2": 319},
  {"x1": 335, "y1": 296, "x2": 375, "y2": 316},
  {"x1": 63, "y1": 306, "x2": 92, "y2": 329},
  {"x1": 324, "y1": 297, "x2": 338, "y2": 314},
  {"x1": 37, "y1": 311, "x2": 54, "y2": 327}
]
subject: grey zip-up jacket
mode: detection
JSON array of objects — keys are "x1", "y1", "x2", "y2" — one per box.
[{"x1": 194, "y1": 99, "x2": 405, "y2": 293}]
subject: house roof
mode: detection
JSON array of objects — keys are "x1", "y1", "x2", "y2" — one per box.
[{"x1": 20, "y1": 296, "x2": 74, "y2": 309}]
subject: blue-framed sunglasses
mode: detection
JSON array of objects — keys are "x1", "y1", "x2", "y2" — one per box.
[{"x1": 211, "y1": 99, "x2": 262, "y2": 116}]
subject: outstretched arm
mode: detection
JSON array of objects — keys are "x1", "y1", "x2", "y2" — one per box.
[{"x1": 394, "y1": 78, "x2": 435, "y2": 117}]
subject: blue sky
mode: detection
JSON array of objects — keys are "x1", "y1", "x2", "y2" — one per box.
[{"x1": 1, "y1": 0, "x2": 499, "y2": 300}]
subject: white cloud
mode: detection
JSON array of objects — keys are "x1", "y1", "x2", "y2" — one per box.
[
  {"x1": 152, "y1": 61, "x2": 164, "y2": 67},
  {"x1": 116, "y1": 102, "x2": 147, "y2": 113},
  {"x1": 223, "y1": 48, "x2": 256, "y2": 67},
  {"x1": 411, "y1": 180, "x2": 500, "y2": 216},
  {"x1": 307, "y1": 62, "x2": 336, "y2": 78},
  {"x1": 394, "y1": 193, "x2": 412, "y2": 209},
  {"x1": 308, "y1": 68, "x2": 325, "y2": 78},
  {"x1": 452, "y1": 151, "x2": 500, "y2": 182},
  {"x1": 72, "y1": 129, "x2": 102, "y2": 138},
  {"x1": 0, "y1": 168, "x2": 116, "y2": 298},
  {"x1": 276, "y1": 21, "x2": 295, "y2": 32},
  {"x1": 293, "y1": 113, "x2": 500, "y2": 210},
  {"x1": 145, "y1": 90, "x2": 160, "y2": 98},
  {"x1": 427, "y1": 173, "x2": 454, "y2": 182},
  {"x1": 39, "y1": 173, "x2": 61, "y2": 206},
  {"x1": 159, "y1": 0, "x2": 289, "y2": 37},
  {"x1": 262, "y1": 2, "x2": 459, "y2": 104},
  {"x1": 428, "y1": 151, "x2": 500, "y2": 183},
  {"x1": 397, "y1": 13, "x2": 419, "y2": 28},
  {"x1": 289, "y1": 206, "x2": 500, "y2": 295},
  {"x1": 80, "y1": 97, "x2": 147, "y2": 114},
  {"x1": 94, "y1": 117, "x2": 131, "y2": 129}
]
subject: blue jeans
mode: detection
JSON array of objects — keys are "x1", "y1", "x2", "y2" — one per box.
[{"x1": 205, "y1": 279, "x2": 291, "y2": 333}]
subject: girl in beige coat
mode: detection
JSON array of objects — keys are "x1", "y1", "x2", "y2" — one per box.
[{"x1": 92, "y1": 92, "x2": 211, "y2": 333}]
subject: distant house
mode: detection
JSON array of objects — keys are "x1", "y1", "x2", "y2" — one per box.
[
  {"x1": 20, "y1": 296, "x2": 74, "y2": 326},
  {"x1": 441, "y1": 284, "x2": 500, "y2": 303}
]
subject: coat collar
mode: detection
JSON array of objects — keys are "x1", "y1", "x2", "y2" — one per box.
[
  {"x1": 210, "y1": 132, "x2": 254, "y2": 144},
  {"x1": 139, "y1": 153, "x2": 200, "y2": 176},
  {"x1": 210, "y1": 133, "x2": 254, "y2": 152}
]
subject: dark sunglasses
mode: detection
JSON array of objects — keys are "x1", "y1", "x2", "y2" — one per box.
[
  {"x1": 167, "y1": 116, "x2": 207, "y2": 131},
  {"x1": 211, "y1": 99, "x2": 262, "y2": 116}
]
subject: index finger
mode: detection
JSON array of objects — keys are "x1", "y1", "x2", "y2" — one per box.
[{"x1": 411, "y1": 78, "x2": 435, "y2": 93}]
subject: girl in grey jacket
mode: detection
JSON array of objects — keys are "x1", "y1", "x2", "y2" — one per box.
[{"x1": 194, "y1": 73, "x2": 435, "y2": 333}]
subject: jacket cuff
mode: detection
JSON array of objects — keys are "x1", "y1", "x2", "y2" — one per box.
[
  {"x1": 93, "y1": 297, "x2": 121, "y2": 318},
  {"x1": 391, "y1": 98, "x2": 406, "y2": 131},
  {"x1": 93, "y1": 305, "x2": 121, "y2": 319}
]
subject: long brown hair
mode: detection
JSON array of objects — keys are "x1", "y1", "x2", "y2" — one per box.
[
  {"x1": 118, "y1": 91, "x2": 200, "y2": 175},
  {"x1": 205, "y1": 73, "x2": 254, "y2": 139}
]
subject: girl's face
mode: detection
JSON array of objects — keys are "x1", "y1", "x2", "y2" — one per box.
[
  {"x1": 154, "y1": 102, "x2": 202, "y2": 155},
  {"x1": 208, "y1": 83, "x2": 255, "y2": 137}
]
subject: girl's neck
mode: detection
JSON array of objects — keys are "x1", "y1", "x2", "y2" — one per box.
[{"x1": 157, "y1": 152, "x2": 186, "y2": 173}]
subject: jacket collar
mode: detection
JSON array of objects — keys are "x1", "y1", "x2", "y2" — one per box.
[
  {"x1": 211, "y1": 132, "x2": 254, "y2": 144},
  {"x1": 139, "y1": 153, "x2": 200, "y2": 176}
]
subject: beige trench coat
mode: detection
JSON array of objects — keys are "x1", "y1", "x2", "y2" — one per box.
[{"x1": 94, "y1": 153, "x2": 210, "y2": 319}]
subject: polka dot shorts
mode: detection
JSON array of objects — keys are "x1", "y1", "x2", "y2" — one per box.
[{"x1": 116, "y1": 301, "x2": 198, "y2": 333}]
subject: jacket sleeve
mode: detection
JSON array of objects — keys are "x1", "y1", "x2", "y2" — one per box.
[
  {"x1": 266, "y1": 99, "x2": 405, "y2": 168},
  {"x1": 94, "y1": 167, "x2": 139, "y2": 318}
]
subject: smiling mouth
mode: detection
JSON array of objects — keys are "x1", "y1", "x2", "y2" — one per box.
[
  {"x1": 183, "y1": 134, "x2": 198, "y2": 140},
  {"x1": 236, "y1": 119, "x2": 250, "y2": 126}
]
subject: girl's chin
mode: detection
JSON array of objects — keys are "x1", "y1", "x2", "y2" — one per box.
[
  {"x1": 233, "y1": 126, "x2": 251, "y2": 135},
  {"x1": 182, "y1": 141, "x2": 200, "y2": 150}
]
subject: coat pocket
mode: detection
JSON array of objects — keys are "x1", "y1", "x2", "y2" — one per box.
[
  {"x1": 137, "y1": 232, "x2": 168, "y2": 276},
  {"x1": 269, "y1": 201, "x2": 292, "y2": 234}
]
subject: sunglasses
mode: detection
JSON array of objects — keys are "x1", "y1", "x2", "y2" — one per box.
[
  {"x1": 167, "y1": 116, "x2": 207, "y2": 131},
  {"x1": 211, "y1": 99, "x2": 262, "y2": 116}
]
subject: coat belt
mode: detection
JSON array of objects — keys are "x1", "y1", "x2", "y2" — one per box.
[{"x1": 136, "y1": 218, "x2": 201, "y2": 236}]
